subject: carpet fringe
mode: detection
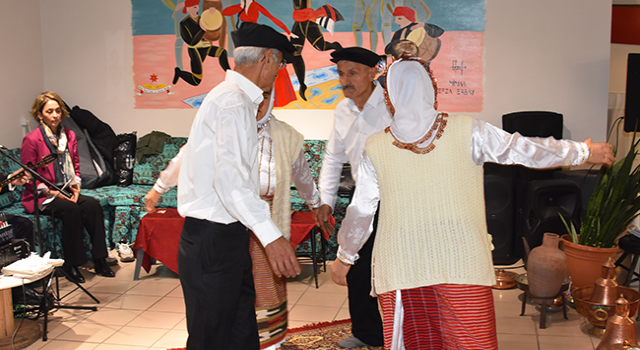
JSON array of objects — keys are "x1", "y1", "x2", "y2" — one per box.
[{"x1": 288, "y1": 318, "x2": 351, "y2": 333}]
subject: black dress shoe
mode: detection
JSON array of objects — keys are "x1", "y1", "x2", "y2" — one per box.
[
  {"x1": 62, "y1": 264, "x2": 85, "y2": 284},
  {"x1": 94, "y1": 258, "x2": 115, "y2": 277}
]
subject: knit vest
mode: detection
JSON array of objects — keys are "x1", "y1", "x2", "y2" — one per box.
[
  {"x1": 366, "y1": 115, "x2": 496, "y2": 295},
  {"x1": 271, "y1": 118, "x2": 304, "y2": 241}
]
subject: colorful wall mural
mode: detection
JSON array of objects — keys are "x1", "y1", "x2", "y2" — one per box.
[{"x1": 132, "y1": 0, "x2": 485, "y2": 112}]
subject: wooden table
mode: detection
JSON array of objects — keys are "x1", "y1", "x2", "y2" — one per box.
[{"x1": 0, "y1": 272, "x2": 50, "y2": 348}]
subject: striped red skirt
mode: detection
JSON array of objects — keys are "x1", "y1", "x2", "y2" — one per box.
[
  {"x1": 250, "y1": 233, "x2": 288, "y2": 349},
  {"x1": 378, "y1": 284, "x2": 497, "y2": 350}
]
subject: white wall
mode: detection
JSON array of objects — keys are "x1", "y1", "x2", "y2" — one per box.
[
  {"x1": 0, "y1": 0, "x2": 45, "y2": 149},
  {"x1": 1, "y1": 0, "x2": 612, "y2": 147}
]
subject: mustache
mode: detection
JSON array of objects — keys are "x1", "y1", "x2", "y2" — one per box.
[{"x1": 342, "y1": 85, "x2": 355, "y2": 90}]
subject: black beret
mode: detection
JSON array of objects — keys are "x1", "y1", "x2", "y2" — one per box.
[
  {"x1": 231, "y1": 22, "x2": 296, "y2": 64},
  {"x1": 330, "y1": 47, "x2": 383, "y2": 67}
]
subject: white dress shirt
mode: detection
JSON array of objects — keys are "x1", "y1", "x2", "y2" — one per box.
[
  {"x1": 337, "y1": 118, "x2": 592, "y2": 264},
  {"x1": 178, "y1": 70, "x2": 282, "y2": 247},
  {"x1": 318, "y1": 82, "x2": 392, "y2": 210}
]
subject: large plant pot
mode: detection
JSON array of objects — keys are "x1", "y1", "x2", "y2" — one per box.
[{"x1": 560, "y1": 235, "x2": 619, "y2": 290}]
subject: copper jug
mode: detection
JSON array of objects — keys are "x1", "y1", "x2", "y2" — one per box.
[
  {"x1": 596, "y1": 295, "x2": 638, "y2": 350},
  {"x1": 590, "y1": 259, "x2": 619, "y2": 306}
]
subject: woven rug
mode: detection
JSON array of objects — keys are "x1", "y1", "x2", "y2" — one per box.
[
  {"x1": 167, "y1": 319, "x2": 383, "y2": 350},
  {"x1": 281, "y1": 319, "x2": 382, "y2": 350}
]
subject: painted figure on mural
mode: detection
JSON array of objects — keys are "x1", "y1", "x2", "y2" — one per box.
[
  {"x1": 290, "y1": 0, "x2": 344, "y2": 101},
  {"x1": 172, "y1": 0, "x2": 230, "y2": 86},
  {"x1": 161, "y1": 0, "x2": 187, "y2": 69},
  {"x1": 385, "y1": 5, "x2": 444, "y2": 66},
  {"x1": 222, "y1": 0, "x2": 298, "y2": 106},
  {"x1": 352, "y1": 0, "x2": 394, "y2": 52}
]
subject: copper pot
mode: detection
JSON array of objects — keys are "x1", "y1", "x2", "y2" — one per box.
[
  {"x1": 492, "y1": 269, "x2": 517, "y2": 289},
  {"x1": 573, "y1": 286, "x2": 640, "y2": 337}
]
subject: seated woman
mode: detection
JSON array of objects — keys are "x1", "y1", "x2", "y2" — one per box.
[{"x1": 21, "y1": 91, "x2": 115, "y2": 283}]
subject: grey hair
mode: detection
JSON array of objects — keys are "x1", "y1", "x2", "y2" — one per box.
[{"x1": 234, "y1": 46, "x2": 281, "y2": 66}]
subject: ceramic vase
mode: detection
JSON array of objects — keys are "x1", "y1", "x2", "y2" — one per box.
[{"x1": 527, "y1": 233, "x2": 568, "y2": 299}]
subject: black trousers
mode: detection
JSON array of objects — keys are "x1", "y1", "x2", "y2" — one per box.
[
  {"x1": 346, "y1": 206, "x2": 384, "y2": 346},
  {"x1": 178, "y1": 217, "x2": 259, "y2": 350},
  {"x1": 42, "y1": 194, "x2": 108, "y2": 266}
]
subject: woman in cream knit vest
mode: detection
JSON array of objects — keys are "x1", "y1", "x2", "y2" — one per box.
[
  {"x1": 145, "y1": 89, "x2": 320, "y2": 350},
  {"x1": 331, "y1": 56, "x2": 614, "y2": 350}
]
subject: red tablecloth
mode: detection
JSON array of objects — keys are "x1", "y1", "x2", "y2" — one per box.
[
  {"x1": 133, "y1": 210, "x2": 332, "y2": 275},
  {"x1": 289, "y1": 211, "x2": 332, "y2": 249},
  {"x1": 133, "y1": 209, "x2": 184, "y2": 274}
]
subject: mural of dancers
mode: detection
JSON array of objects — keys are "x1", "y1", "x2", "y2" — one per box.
[
  {"x1": 352, "y1": 0, "x2": 394, "y2": 51},
  {"x1": 172, "y1": 0, "x2": 230, "y2": 86},
  {"x1": 290, "y1": 0, "x2": 344, "y2": 100},
  {"x1": 385, "y1": 6, "x2": 444, "y2": 66}
]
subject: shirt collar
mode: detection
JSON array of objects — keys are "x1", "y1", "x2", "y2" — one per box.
[
  {"x1": 225, "y1": 70, "x2": 264, "y2": 105},
  {"x1": 348, "y1": 82, "x2": 385, "y2": 113}
]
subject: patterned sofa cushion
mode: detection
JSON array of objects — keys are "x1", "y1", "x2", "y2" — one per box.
[{"x1": 133, "y1": 137, "x2": 187, "y2": 185}]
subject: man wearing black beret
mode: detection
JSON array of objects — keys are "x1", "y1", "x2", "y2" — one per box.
[
  {"x1": 177, "y1": 22, "x2": 301, "y2": 350},
  {"x1": 315, "y1": 46, "x2": 389, "y2": 348}
]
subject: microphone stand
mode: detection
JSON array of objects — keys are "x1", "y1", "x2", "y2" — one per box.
[{"x1": 0, "y1": 146, "x2": 97, "y2": 342}]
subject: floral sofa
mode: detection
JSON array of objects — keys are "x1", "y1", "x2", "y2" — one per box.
[{"x1": 0, "y1": 137, "x2": 348, "y2": 260}]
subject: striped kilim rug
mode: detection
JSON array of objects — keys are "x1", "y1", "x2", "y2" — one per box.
[{"x1": 168, "y1": 319, "x2": 383, "y2": 350}]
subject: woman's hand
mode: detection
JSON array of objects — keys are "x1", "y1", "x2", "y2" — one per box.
[{"x1": 584, "y1": 138, "x2": 614, "y2": 167}]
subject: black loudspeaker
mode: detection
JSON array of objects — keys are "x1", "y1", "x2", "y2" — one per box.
[
  {"x1": 521, "y1": 179, "x2": 582, "y2": 251},
  {"x1": 484, "y1": 163, "x2": 519, "y2": 265},
  {"x1": 502, "y1": 111, "x2": 563, "y2": 140},
  {"x1": 552, "y1": 169, "x2": 599, "y2": 219},
  {"x1": 624, "y1": 53, "x2": 640, "y2": 132}
]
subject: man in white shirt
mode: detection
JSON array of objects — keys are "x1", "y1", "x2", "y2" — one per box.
[
  {"x1": 315, "y1": 47, "x2": 390, "y2": 348},
  {"x1": 177, "y1": 22, "x2": 300, "y2": 350}
]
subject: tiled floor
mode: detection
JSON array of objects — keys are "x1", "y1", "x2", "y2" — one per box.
[{"x1": 15, "y1": 256, "x2": 629, "y2": 350}]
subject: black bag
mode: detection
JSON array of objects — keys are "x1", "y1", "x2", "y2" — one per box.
[{"x1": 114, "y1": 133, "x2": 137, "y2": 187}]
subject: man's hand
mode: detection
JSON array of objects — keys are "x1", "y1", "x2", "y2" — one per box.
[
  {"x1": 9, "y1": 169, "x2": 30, "y2": 187},
  {"x1": 145, "y1": 188, "x2": 162, "y2": 213},
  {"x1": 315, "y1": 204, "x2": 335, "y2": 234},
  {"x1": 584, "y1": 138, "x2": 614, "y2": 167},
  {"x1": 265, "y1": 236, "x2": 301, "y2": 278},
  {"x1": 331, "y1": 259, "x2": 351, "y2": 286}
]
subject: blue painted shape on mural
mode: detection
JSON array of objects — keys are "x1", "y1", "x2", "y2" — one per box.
[
  {"x1": 329, "y1": 84, "x2": 343, "y2": 91},
  {"x1": 322, "y1": 94, "x2": 340, "y2": 105},
  {"x1": 307, "y1": 88, "x2": 322, "y2": 99},
  {"x1": 182, "y1": 93, "x2": 208, "y2": 109},
  {"x1": 289, "y1": 66, "x2": 339, "y2": 90},
  {"x1": 131, "y1": 0, "x2": 485, "y2": 36}
]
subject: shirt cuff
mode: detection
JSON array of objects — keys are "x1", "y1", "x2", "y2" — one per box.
[
  {"x1": 251, "y1": 219, "x2": 283, "y2": 247},
  {"x1": 337, "y1": 246, "x2": 359, "y2": 265},
  {"x1": 577, "y1": 142, "x2": 591, "y2": 166},
  {"x1": 153, "y1": 179, "x2": 169, "y2": 194}
]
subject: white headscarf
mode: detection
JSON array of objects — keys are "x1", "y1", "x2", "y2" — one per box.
[
  {"x1": 257, "y1": 87, "x2": 275, "y2": 128},
  {"x1": 386, "y1": 59, "x2": 438, "y2": 143}
]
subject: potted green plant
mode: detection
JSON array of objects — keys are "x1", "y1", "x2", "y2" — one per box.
[{"x1": 560, "y1": 127, "x2": 640, "y2": 289}]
